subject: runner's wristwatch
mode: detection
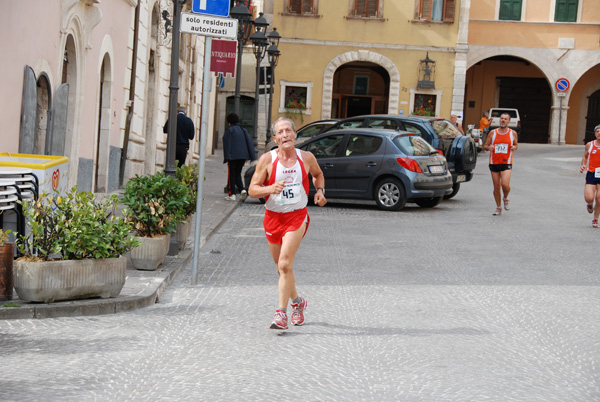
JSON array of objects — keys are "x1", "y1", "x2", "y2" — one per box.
[{"x1": 317, "y1": 187, "x2": 325, "y2": 195}]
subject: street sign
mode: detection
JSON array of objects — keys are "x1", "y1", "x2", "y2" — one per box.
[
  {"x1": 555, "y1": 78, "x2": 570, "y2": 92},
  {"x1": 180, "y1": 12, "x2": 238, "y2": 40},
  {"x1": 192, "y1": 0, "x2": 230, "y2": 17},
  {"x1": 210, "y1": 39, "x2": 237, "y2": 77}
]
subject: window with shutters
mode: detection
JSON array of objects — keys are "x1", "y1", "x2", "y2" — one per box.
[
  {"x1": 414, "y1": 0, "x2": 455, "y2": 23},
  {"x1": 285, "y1": 0, "x2": 317, "y2": 15},
  {"x1": 498, "y1": 0, "x2": 522, "y2": 21},
  {"x1": 352, "y1": 0, "x2": 381, "y2": 18},
  {"x1": 554, "y1": 0, "x2": 578, "y2": 22}
]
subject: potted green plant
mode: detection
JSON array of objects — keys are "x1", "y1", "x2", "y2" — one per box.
[
  {"x1": 0, "y1": 227, "x2": 14, "y2": 301},
  {"x1": 13, "y1": 189, "x2": 140, "y2": 303},
  {"x1": 121, "y1": 171, "x2": 190, "y2": 270},
  {"x1": 174, "y1": 163, "x2": 199, "y2": 250}
]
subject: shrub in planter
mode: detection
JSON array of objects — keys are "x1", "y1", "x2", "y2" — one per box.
[
  {"x1": 17, "y1": 188, "x2": 140, "y2": 261},
  {"x1": 175, "y1": 163, "x2": 199, "y2": 218},
  {"x1": 13, "y1": 189, "x2": 140, "y2": 302},
  {"x1": 121, "y1": 171, "x2": 190, "y2": 237}
]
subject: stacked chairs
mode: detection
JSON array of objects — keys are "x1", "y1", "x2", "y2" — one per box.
[
  {"x1": 0, "y1": 167, "x2": 39, "y2": 201},
  {"x1": 0, "y1": 178, "x2": 25, "y2": 241}
]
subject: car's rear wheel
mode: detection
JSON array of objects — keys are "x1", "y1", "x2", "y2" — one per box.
[
  {"x1": 443, "y1": 182, "x2": 460, "y2": 200},
  {"x1": 374, "y1": 177, "x2": 406, "y2": 211},
  {"x1": 415, "y1": 196, "x2": 443, "y2": 208}
]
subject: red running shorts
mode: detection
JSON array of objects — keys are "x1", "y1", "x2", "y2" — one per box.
[{"x1": 263, "y1": 207, "x2": 310, "y2": 245}]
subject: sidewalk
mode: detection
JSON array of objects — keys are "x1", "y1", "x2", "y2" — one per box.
[{"x1": 0, "y1": 149, "x2": 242, "y2": 320}]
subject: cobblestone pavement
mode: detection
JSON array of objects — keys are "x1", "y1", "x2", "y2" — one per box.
[{"x1": 1, "y1": 144, "x2": 599, "y2": 401}]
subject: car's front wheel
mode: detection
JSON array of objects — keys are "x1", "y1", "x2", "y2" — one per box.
[
  {"x1": 374, "y1": 177, "x2": 406, "y2": 211},
  {"x1": 415, "y1": 196, "x2": 443, "y2": 208}
]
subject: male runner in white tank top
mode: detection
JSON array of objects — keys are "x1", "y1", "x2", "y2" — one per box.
[{"x1": 249, "y1": 117, "x2": 327, "y2": 330}]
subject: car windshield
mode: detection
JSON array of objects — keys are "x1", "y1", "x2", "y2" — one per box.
[
  {"x1": 392, "y1": 135, "x2": 436, "y2": 156},
  {"x1": 430, "y1": 119, "x2": 463, "y2": 139}
]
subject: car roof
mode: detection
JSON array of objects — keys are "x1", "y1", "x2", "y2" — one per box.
[{"x1": 314, "y1": 127, "x2": 416, "y2": 138}]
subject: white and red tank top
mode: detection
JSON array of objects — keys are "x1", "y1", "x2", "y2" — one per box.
[
  {"x1": 586, "y1": 141, "x2": 600, "y2": 174},
  {"x1": 264, "y1": 149, "x2": 309, "y2": 213},
  {"x1": 489, "y1": 129, "x2": 516, "y2": 165}
]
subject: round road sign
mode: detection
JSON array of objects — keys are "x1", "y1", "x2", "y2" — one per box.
[{"x1": 555, "y1": 78, "x2": 570, "y2": 92}]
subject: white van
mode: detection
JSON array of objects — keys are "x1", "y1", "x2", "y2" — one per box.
[{"x1": 488, "y1": 108, "x2": 521, "y2": 134}]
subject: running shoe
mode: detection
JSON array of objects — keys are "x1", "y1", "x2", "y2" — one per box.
[
  {"x1": 587, "y1": 203, "x2": 594, "y2": 214},
  {"x1": 224, "y1": 194, "x2": 237, "y2": 202},
  {"x1": 593, "y1": 219, "x2": 599, "y2": 229},
  {"x1": 270, "y1": 310, "x2": 288, "y2": 330},
  {"x1": 240, "y1": 190, "x2": 248, "y2": 201},
  {"x1": 493, "y1": 207, "x2": 502, "y2": 216},
  {"x1": 290, "y1": 296, "x2": 308, "y2": 326},
  {"x1": 503, "y1": 198, "x2": 510, "y2": 211}
]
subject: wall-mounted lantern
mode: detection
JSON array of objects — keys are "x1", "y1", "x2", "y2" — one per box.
[{"x1": 417, "y1": 52, "x2": 436, "y2": 89}]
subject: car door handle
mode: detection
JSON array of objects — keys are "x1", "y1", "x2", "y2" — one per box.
[
  {"x1": 366, "y1": 162, "x2": 378, "y2": 167},
  {"x1": 322, "y1": 163, "x2": 334, "y2": 169}
]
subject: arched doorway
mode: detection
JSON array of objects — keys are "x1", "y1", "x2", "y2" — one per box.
[
  {"x1": 61, "y1": 34, "x2": 78, "y2": 157},
  {"x1": 585, "y1": 90, "x2": 600, "y2": 143},
  {"x1": 332, "y1": 62, "x2": 390, "y2": 119},
  {"x1": 465, "y1": 56, "x2": 552, "y2": 143},
  {"x1": 35, "y1": 74, "x2": 51, "y2": 155}
]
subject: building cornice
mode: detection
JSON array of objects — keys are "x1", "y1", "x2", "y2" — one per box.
[{"x1": 280, "y1": 38, "x2": 457, "y2": 54}]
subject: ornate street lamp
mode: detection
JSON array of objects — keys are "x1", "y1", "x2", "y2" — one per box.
[
  {"x1": 266, "y1": 28, "x2": 281, "y2": 143},
  {"x1": 250, "y1": 13, "x2": 269, "y2": 148},
  {"x1": 230, "y1": 2, "x2": 254, "y2": 115}
]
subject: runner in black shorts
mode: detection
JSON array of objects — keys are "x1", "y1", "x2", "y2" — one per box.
[{"x1": 580, "y1": 124, "x2": 600, "y2": 228}]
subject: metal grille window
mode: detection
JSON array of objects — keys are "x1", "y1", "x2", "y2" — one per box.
[
  {"x1": 353, "y1": 0, "x2": 379, "y2": 17},
  {"x1": 415, "y1": 0, "x2": 455, "y2": 22},
  {"x1": 554, "y1": 0, "x2": 578, "y2": 22},
  {"x1": 288, "y1": 0, "x2": 315, "y2": 14},
  {"x1": 499, "y1": 0, "x2": 522, "y2": 21}
]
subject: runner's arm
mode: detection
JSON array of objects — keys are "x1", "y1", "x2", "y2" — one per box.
[
  {"x1": 248, "y1": 153, "x2": 285, "y2": 198},
  {"x1": 580, "y1": 143, "x2": 591, "y2": 173},
  {"x1": 511, "y1": 132, "x2": 519, "y2": 151}
]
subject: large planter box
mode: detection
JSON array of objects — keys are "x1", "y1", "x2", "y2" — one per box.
[
  {"x1": 130, "y1": 234, "x2": 170, "y2": 271},
  {"x1": 14, "y1": 256, "x2": 126, "y2": 303}
]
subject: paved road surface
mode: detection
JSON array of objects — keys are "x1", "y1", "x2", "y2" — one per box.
[{"x1": 1, "y1": 144, "x2": 599, "y2": 401}]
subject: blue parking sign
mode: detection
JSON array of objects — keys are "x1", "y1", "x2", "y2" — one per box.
[{"x1": 192, "y1": 0, "x2": 230, "y2": 17}]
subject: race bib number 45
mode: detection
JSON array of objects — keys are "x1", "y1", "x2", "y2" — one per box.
[
  {"x1": 273, "y1": 183, "x2": 299, "y2": 205},
  {"x1": 494, "y1": 143, "x2": 509, "y2": 154}
]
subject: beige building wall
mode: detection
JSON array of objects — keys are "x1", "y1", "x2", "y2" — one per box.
[{"x1": 466, "y1": 0, "x2": 600, "y2": 144}]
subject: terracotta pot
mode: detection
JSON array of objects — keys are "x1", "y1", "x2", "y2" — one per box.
[
  {"x1": 14, "y1": 256, "x2": 126, "y2": 303},
  {"x1": 130, "y1": 233, "x2": 170, "y2": 271},
  {"x1": 0, "y1": 243, "x2": 14, "y2": 301}
]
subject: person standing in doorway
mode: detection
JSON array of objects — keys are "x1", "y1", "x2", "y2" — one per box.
[
  {"x1": 484, "y1": 113, "x2": 518, "y2": 215},
  {"x1": 579, "y1": 124, "x2": 600, "y2": 228},
  {"x1": 248, "y1": 117, "x2": 327, "y2": 330},
  {"x1": 223, "y1": 112, "x2": 256, "y2": 201},
  {"x1": 163, "y1": 106, "x2": 195, "y2": 168}
]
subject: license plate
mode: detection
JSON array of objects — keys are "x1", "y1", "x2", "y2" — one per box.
[
  {"x1": 429, "y1": 165, "x2": 444, "y2": 174},
  {"x1": 457, "y1": 175, "x2": 466, "y2": 182}
]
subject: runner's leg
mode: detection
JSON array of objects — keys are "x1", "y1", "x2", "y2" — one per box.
[
  {"x1": 500, "y1": 169, "x2": 512, "y2": 200},
  {"x1": 269, "y1": 223, "x2": 306, "y2": 309},
  {"x1": 491, "y1": 171, "x2": 502, "y2": 207}
]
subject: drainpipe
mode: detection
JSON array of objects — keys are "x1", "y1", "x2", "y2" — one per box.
[{"x1": 119, "y1": 2, "x2": 140, "y2": 187}]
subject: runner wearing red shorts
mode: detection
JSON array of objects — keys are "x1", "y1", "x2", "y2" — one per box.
[
  {"x1": 484, "y1": 113, "x2": 518, "y2": 216},
  {"x1": 248, "y1": 117, "x2": 327, "y2": 330},
  {"x1": 579, "y1": 124, "x2": 600, "y2": 228}
]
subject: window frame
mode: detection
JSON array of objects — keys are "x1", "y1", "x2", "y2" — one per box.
[
  {"x1": 414, "y1": 0, "x2": 455, "y2": 23},
  {"x1": 279, "y1": 80, "x2": 313, "y2": 117},
  {"x1": 284, "y1": 0, "x2": 318, "y2": 16},
  {"x1": 498, "y1": 0, "x2": 522, "y2": 21},
  {"x1": 554, "y1": 0, "x2": 578, "y2": 22},
  {"x1": 350, "y1": 0, "x2": 382, "y2": 18},
  {"x1": 409, "y1": 88, "x2": 442, "y2": 118}
]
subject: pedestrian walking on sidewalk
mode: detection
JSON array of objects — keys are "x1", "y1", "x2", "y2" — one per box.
[
  {"x1": 248, "y1": 117, "x2": 327, "y2": 330},
  {"x1": 579, "y1": 124, "x2": 600, "y2": 228},
  {"x1": 479, "y1": 111, "x2": 491, "y2": 148},
  {"x1": 484, "y1": 112, "x2": 518, "y2": 215},
  {"x1": 223, "y1": 112, "x2": 256, "y2": 201},
  {"x1": 163, "y1": 106, "x2": 195, "y2": 168}
]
